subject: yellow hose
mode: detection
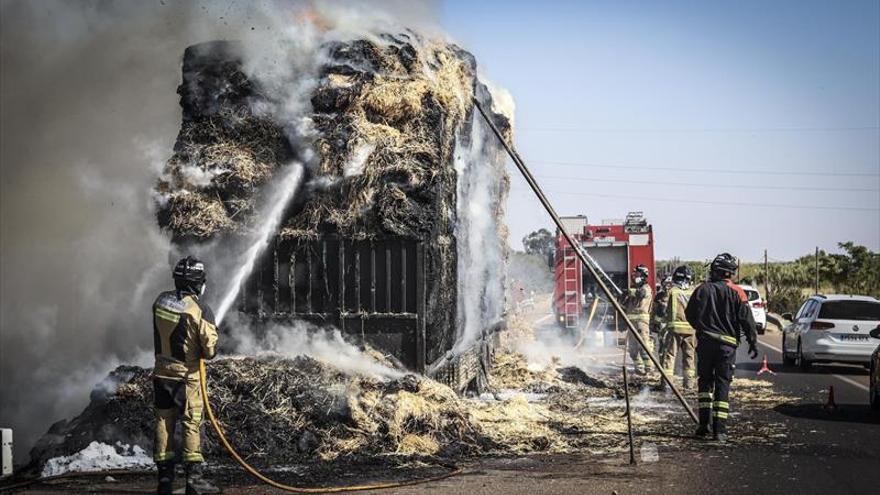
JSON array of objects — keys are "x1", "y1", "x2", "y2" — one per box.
[
  {"x1": 198, "y1": 360, "x2": 462, "y2": 493},
  {"x1": 574, "y1": 297, "x2": 600, "y2": 349}
]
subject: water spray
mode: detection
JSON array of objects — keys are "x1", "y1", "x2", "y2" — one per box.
[{"x1": 215, "y1": 163, "x2": 304, "y2": 325}]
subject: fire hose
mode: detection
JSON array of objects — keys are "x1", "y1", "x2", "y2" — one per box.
[{"x1": 198, "y1": 359, "x2": 462, "y2": 493}]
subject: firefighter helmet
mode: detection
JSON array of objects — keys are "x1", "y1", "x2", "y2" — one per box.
[
  {"x1": 633, "y1": 264, "x2": 650, "y2": 279},
  {"x1": 173, "y1": 256, "x2": 206, "y2": 289},
  {"x1": 709, "y1": 253, "x2": 738, "y2": 278},
  {"x1": 632, "y1": 264, "x2": 649, "y2": 286},
  {"x1": 672, "y1": 265, "x2": 694, "y2": 284}
]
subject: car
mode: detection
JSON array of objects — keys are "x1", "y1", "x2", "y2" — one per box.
[
  {"x1": 781, "y1": 294, "x2": 880, "y2": 370},
  {"x1": 870, "y1": 326, "x2": 880, "y2": 411},
  {"x1": 739, "y1": 284, "x2": 767, "y2": 334}
]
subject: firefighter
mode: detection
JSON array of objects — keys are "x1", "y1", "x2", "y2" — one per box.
[
  {"x1": 621, "y1": 264, "x2": 653, "y2": 374},
  {"x1": 685, "y1": 253, "x2": 758, "y2": 442},
  {"x1": 659, "y1": 266, "x2": 696, "y2": 390},
  {"x1": 153, "y1": 256, "x2": 220, "y2": 495},
  {"x1": 652, "y1": 276, "x2": 673, "y2": 356}
]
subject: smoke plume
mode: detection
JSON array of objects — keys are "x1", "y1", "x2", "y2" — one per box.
[{"x1": 0, "y1": 0, "x2": 439, "y2": 463}]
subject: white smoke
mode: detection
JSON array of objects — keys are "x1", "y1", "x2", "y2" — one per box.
[
  {"x1": 226, "y1": 315, "x2": 404, "y2": 380},
  {"x1": 480, "y1": 75, "x2": 516, "y2": 128},
  {"x1": 453, "y1": 110, "x2": 509, "y2": 352},
  {"x1": 343, "y1": 142, "x2": 377, "y2": 177}
]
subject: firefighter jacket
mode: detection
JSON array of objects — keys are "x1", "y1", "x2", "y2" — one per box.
[
  {"x1": 684, "y1": 279, "x2": 756, "y2": 347},
  {"x1": 665, "y1": 285, "x2": 695, "y2": 335},
  {"x1": 623, "y1": 285, "x2": 653, "y2": 323},
  {"x1": 153, "y1": 290, "x2": 218, "y2": 381},
  {"x1": 652, "y1": 289, "x2": 669, "y2": 327}
]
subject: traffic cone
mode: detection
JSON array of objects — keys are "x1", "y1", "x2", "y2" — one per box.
[
  {"x1": 823, "y1": 385, "x2": 839, "y2": 412},
  {"x1": 756, "y1": 354, "x2": 775, "y2": 375}
]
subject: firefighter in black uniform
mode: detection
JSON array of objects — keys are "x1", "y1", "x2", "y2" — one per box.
[{"x1": 685, "y1": 253, "x2": 758, "y2": 442}]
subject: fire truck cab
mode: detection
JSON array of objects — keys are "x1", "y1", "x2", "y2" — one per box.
[{"x1": 552, "y1": 212, "x2": 656, "y2": 328}]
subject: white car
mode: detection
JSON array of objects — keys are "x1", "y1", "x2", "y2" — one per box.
[
  {"x1": 740, "y1": 285, "x2": 767, "y2": 334},
  {"x1": 781, "y1": 294, "x2": 880, "y2": 369}
]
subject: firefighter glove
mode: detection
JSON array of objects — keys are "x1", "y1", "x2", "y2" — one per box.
[{"x1": 748, "y1": 343, "x2": 758, "y2": 359}]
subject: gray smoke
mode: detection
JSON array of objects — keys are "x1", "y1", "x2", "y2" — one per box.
[{"x1": 0, "y1": 0, "x2": 438, "y2": 463}]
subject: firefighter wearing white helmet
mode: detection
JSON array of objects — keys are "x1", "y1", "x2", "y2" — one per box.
[
  {"x1": 152, "y1": 256, "x2": 220, "y2": 495},
  {"x1": 621, "y1": 264, "x2": 653, "y2": 375},
  {"x1": 659, "y1": 265, "x2": 697, "y2": 390}
]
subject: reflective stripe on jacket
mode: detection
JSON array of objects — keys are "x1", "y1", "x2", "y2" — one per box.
[
  {"x1": 684, "y1": 279, "x2": 757, "y2": 348},
  {"x1": 624, "y1": 285, "x2": 653, "y2": 321},
  {"x1": 665, "y1": 285, "x2": 695, "y2": 334}
]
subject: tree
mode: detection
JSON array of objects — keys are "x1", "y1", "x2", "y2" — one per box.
[{"x1": 521, "y1": 228, "x2": 555, "y2": 257}]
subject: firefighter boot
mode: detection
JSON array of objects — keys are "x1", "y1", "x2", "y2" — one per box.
[
  {"x1": 713, "y1": 418, "x2": 728, "y2": 443},
  {"x1": 694, "y1": 425, "x2": 711, "y2": 439},
  {"x1": 682, "y1": 376, "x2": 693, "y2": 390},
  {"x1": 156, "y1": 462, "x2": 175, "y2": 495},
  {"x1": 695, "y1": 404, "x2": 712, "y2": 439},
  {"x1": 185, "y1": 463, "x2": 220, "y2": 495}
]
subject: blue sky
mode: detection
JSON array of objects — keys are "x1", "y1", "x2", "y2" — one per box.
[{"x1": 440, "y1": 0, "x2": 880, "y2": 261}]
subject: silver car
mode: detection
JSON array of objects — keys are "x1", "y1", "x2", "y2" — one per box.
[{"x1": 781, "y1": 294, "x2": 880, "y2": 369}]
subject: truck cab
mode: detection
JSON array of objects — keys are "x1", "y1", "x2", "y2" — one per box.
[{"x1": 552, "y1": 212, "x2": 655, "y2": 329}]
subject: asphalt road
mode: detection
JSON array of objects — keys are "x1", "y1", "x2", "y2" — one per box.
[{"x1": 7, "y1": 324, "x2": 878, "y2": 494}]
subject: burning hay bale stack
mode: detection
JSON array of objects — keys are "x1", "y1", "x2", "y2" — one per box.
[
  {"x1": 154, "y1": 41, "x2": 295, "y2": 240},
  {"x1": 152, "y1": 32, "x2": 511, "y2": 380}
]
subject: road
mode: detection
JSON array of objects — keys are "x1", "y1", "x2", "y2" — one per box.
[{"x1": 6, "y1": 327, "x2": 878, "y2": 494}]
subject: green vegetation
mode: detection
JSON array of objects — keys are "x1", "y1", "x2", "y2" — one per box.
[
  {"x1": 659, "y1": 242, "x2": 880, "y2": 314},
  {"x1": 522, "y1": 228, "x2": 554, "y2": 257}
]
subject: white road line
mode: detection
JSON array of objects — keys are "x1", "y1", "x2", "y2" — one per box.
[
  {"x1": 757, "y1": 340, "x2": 782, "y2": 354},
  {"x1": 535, "y1": 314, "x2": 553, "y2": 324},
  {"x1": 833, "y1": 374, "x2": 870, "y2": 392},
  {"x1": 758, "y1": 337, "x2": 869, "y2": 392}
]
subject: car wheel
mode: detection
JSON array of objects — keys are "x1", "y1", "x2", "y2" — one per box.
[
  {"x1": 757, "y1": 324, "x2": 765, "y2": 335},
  {"x1": 796, "y1": 340, "x2": 812, "y2": 371},
  {"x1": 782, "y1": 334, "x2": 796, "y2": 366}
]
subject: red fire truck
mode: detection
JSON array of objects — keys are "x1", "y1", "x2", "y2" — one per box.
[{"x1": 552, "y1": 212, "x2": 656, "y2": 328}]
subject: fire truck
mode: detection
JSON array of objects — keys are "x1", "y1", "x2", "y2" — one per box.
[{"x1": 552, "y1": 212, "x2": 656, "y2": 329}]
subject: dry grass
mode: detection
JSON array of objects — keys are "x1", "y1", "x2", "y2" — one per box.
[{"x1": 163, "y1": 192, "x2": 234, "y2": 237}]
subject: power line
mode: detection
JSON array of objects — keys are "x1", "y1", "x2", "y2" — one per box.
[
  {"x1": 532, "y1": 174, "x2": 880, "y2": 193},
  {"x1": 528, "y1": 159, "x2": 880, "y2": 177},
  {"x1": 510, "y1": 186, "x2": 880, "y2": 212},
  {"x1": 518, "y1": 125, "x2": 880, "y2": 134}
]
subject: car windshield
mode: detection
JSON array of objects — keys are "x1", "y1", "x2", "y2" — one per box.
[
  {"x1": 744, "y1": 290, "x2": 760, "y2": 302},
  {"x1": 817, "y1": 301, "x2": 880, "y2": 321}
]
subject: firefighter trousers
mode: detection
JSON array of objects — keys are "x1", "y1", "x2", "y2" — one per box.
[
  {"x1": 627, "y1": 319, "x2": 653, "y2": 371},
  {"x1": 153, "y1": 377, "x2": 205, "y2": 464},
  {"x1": 696, "y1": 336, "x2": 735, "y2": 434},
  {"x1": 660, "y1": 331, "x2": 696, "y2": 379}
]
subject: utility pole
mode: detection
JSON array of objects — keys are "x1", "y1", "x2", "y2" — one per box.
[
  {"x1": 815, "y1": 246, "x2": 820, "y2": 294},
  {"x1": 764, "y1": 249, "x2": 770, "y2": 309}
]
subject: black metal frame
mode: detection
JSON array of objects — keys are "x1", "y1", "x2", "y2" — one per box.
[{"x1": 238, "y1": 236, "x2": 428, "y2": 372}]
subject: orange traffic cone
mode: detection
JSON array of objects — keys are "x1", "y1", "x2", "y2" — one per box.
[
  {"x1": 757, "y1": 354, "x2": 775, "y2": 375},
  {"x1": 823, "y1": 385, "x2": 839, "y2": 412}
]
